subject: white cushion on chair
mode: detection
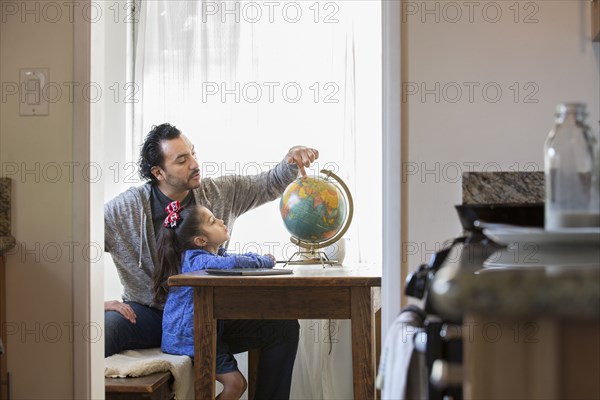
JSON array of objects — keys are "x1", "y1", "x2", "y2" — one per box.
[{"x1": 105, "y1": 348, "x2": 193, "y2": 399}]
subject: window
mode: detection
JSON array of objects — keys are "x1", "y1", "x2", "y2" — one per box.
[
  {"x1": 132, "y1": 0, "x2": 382, "y2": 266},
  {"x1": 99, "y1": 1, "x2": 383, "y2": 397}
]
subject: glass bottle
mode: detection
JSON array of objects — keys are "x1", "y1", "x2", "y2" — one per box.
[{"x1": 544, "y1": 103, "x2": 599, "y2": 229}]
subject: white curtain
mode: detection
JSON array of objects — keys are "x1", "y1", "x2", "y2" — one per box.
[{"x1": 132, "y1": 1, "x2": 381, "y2": 398}]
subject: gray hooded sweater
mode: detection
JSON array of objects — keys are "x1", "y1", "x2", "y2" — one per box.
[{"x1": 104, "y1": 159, "x2": 298, "y2": 308}]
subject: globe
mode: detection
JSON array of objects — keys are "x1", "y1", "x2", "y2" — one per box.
[{"x1": 279, "y1": 170, "x2": 352, "y2": 250}]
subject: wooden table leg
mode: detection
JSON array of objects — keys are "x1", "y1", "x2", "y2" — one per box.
[
  {"x1": 350, "y1": 286, "x2": 376, "y2": 400},
  {"x1": 247, "y1": 348, "x2": 260, "y2": 400},
  {"x1": 194, "y1": 287, "x2": 216, "y2": 400}
]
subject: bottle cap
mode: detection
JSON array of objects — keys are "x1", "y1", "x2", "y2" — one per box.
[{"x1": 556, "y1": 102, "x2": 587, "y2": 117}]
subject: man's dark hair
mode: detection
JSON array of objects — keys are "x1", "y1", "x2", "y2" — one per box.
[{"x1": 139, "y1": 123, "x2": 182, "y2": 183}]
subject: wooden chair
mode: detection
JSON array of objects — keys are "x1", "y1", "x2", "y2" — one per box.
[
  {"x1": 105, "y1": 371, "x2": 174, "y2": 400},
  {"x1": 105, "y1": 350, "x2": 256, "y2": 400}
]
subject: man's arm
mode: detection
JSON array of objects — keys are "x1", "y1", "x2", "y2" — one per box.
[
  {"x1": 215, "y1": 146, "x2": 319, "y2": 218},
  {"x1": 104, "y1": 202, "x2": 116, "y2": 253},
  {"x1": 103, "y1": 191, "x2": 141, "y2": 319},
  {"x1": 104, "y1": 204, "x2": 137, "y2": 320}
]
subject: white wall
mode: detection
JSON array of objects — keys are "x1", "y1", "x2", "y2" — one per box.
[
  {"x1": 0, "y1": 1, "x2": 110, "y2": 397},
  {"x1": 402, "y1": 0, "x2": 600, "y2": 283},
  {"x1": 0, "y1": 1, "x2": 74, "y2": 397}
]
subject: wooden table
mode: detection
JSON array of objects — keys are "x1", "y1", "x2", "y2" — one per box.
[{"x1": 168, "y1": 265, "x2": 381, "y2": 400}]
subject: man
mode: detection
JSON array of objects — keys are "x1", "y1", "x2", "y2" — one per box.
[{"x1": 104, "y1": 123, "x2": 318, "y2": 398}]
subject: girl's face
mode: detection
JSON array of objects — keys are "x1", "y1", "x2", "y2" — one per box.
[{"x1": 194, "y1": 207, "x2": 230, "y2": 252}]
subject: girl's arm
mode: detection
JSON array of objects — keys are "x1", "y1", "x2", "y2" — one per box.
[
  {"x1": 188, "y1": 251, "x2": 274, "y2": 270},
  {"x1": 238, "y1": 253, "x2": 276, "y2": 268}
]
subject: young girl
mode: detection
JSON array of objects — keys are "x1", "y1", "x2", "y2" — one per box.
[{"x1": 153, "y1": 201, "x2": 283, "y2": 400}]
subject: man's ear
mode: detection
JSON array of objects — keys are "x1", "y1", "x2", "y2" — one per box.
[
  {"x1": 193, "y1": 235, "x2": 207, "y2": 247},
  {"x1": 151, "y1": 166, "x2": 164, "y2": 182}
]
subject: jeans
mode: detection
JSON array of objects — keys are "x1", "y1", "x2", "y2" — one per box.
[
  {"x1": 219, "y1": 319, "x2": 300, "y2": 400},
  {"x1": 104, "y1": 301, "x2": 163, "y2": 357}
]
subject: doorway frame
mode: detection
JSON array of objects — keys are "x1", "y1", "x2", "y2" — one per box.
[
  {"x1": 381, "y1": 0, "x2": 402, "y2": 339},
  {"x1": 73, "y1": 0, "x2": 105, "y2": 397},
  {"x1": 73, "y1": 1, "x2": 403, "y2": 395}
]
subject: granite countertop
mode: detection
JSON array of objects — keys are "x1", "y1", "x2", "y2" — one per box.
[
  {"x1": 431, "y1": 265, "x2": 600, "y2": 320},
  {"x1": 429, "y1": 171, "x2": 599, "y2": 320},
  {"x1": 462, "y1": 171, "x2": 544, "y2": 204},
  {"x1": 0, "y1": 178, "x2": 15, "y2": 254}
]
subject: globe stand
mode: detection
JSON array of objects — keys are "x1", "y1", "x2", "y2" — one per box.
[{"x1": 280, "y1": 243, "x2": 337, "y2": 268}]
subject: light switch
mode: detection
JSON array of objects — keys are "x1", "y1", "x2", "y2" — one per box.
[{"x1": 19, "y1": 68, "x2": 49, "y2": 116}]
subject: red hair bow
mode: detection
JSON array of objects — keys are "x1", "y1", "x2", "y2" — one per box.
[{"x1": 164, "y1": 201, "x2": 183, "y2": 228}]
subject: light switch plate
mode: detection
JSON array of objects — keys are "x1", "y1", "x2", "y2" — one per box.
[{"x1": 19, "y1": 68, "x2": 49, "y2": 116}]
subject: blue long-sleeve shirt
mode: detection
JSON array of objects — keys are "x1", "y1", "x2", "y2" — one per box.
[{"x1": 161, "y1": 248, "x2": 275, "y2": 357}]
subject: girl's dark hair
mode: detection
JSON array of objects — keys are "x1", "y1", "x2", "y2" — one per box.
[
  {"x1": 153, "y1": 205, "x2": 205, "y2": 304},
  {"x1": 139, "y1": 123, "x2": 182, "y2": 183}
]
